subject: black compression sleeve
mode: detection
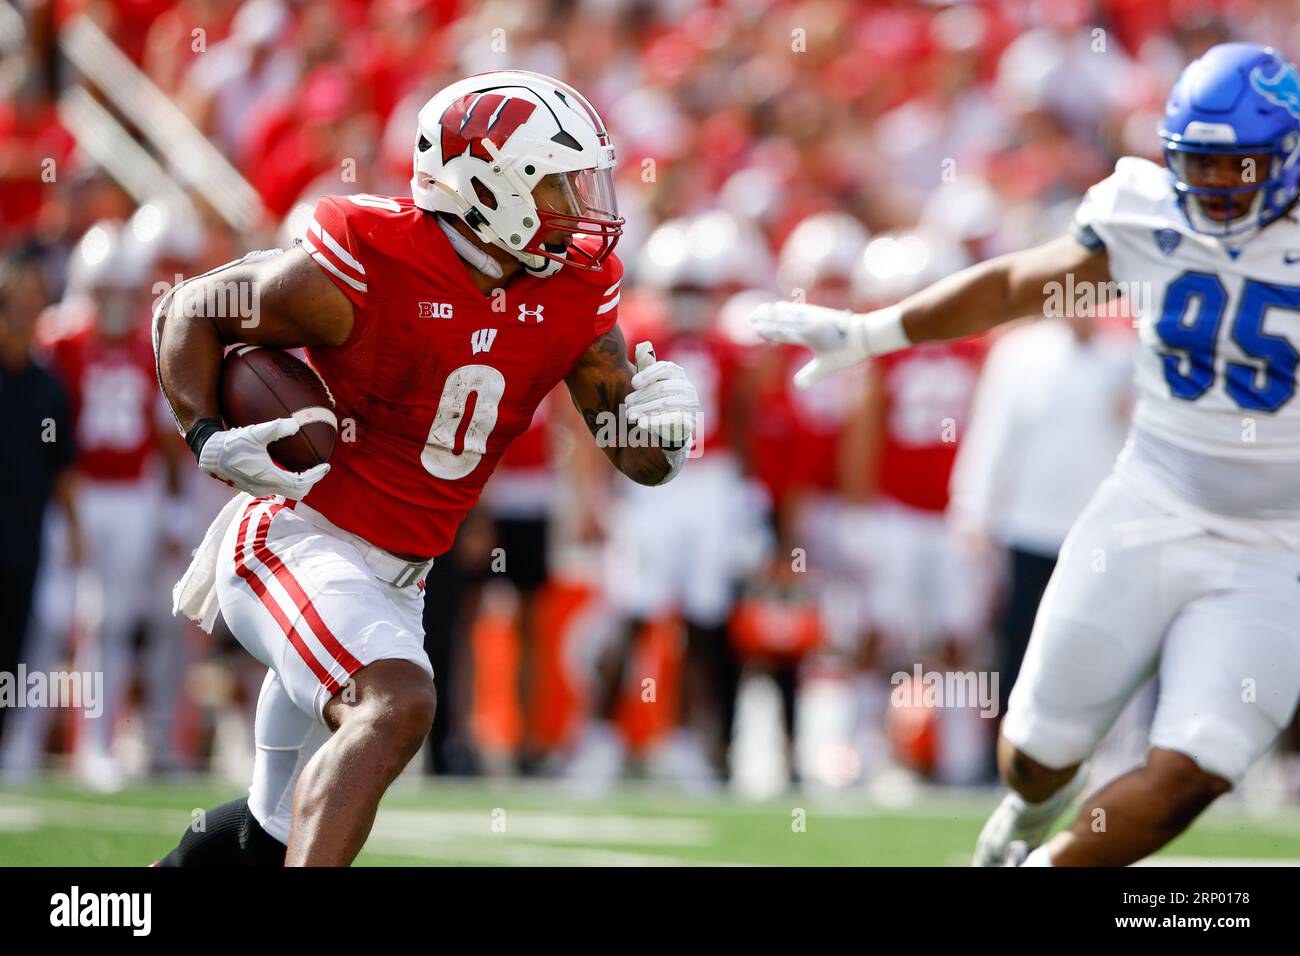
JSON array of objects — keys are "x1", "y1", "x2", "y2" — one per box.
[{"x1": 156, "y1": 797, "x2": 286, "y2": 867}]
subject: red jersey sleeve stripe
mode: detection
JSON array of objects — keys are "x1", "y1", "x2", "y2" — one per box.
[
  {"x1": 309, "y1": 217, "x2": 366, "y2": 275},
  {"x1": 302, "y1": 233, "x2": 368, "y2": 294}
]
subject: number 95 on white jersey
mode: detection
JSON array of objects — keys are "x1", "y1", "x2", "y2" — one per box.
[{"x1": 1076, "y1": 156, "x2": 1300, "y2": 464}]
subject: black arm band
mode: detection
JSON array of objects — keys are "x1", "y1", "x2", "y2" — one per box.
[{"x1": 185, "y1": 418, "x2": 223, "y2": 461}]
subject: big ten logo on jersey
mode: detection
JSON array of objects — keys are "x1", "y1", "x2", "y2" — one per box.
[
  {"x1": 887, "y1": 352, "x2": 978, "y2": 447},
  {"x1": 418, "y1": 301, "x2": 454, "y2": 319},
  {"x1": 79, "y1": 363, "x2": 151, "y2": 450}
]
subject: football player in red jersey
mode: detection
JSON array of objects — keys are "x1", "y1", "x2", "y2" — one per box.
[
  {"x1": 839, "y1": 232, "x2": 993, "y2": 674},
  {"x1": 39, "y1": 222, "x2": 188, "y2": 791},
  {"x1": 152, "y1": 72, "x2": 699, "y2": 866},
  {"x1": 567, "y1": 212, "x2": 766, "y2": 790}
]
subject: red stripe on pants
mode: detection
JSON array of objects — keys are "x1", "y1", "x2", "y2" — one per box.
[{"x1": 233, "y1": 499, "x2": 342, "y2": 694}]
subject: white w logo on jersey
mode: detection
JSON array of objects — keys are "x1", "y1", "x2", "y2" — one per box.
[{"x1": 470, "y1": 328, "x2": 498, "y2": 355}]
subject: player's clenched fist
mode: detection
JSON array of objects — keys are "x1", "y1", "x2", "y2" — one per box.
[
  {"x1": 751, "y1": 300, "x2": 910, "y2": 389},
  {"x1": 626, "y1": 341, "x2": 699, "y2": 448},
  {"x1": 197, "y1": 417, "x2": 330, "y2": 500}
]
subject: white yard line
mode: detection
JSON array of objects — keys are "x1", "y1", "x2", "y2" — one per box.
[
  {"x1": 368, "y1": 809, "x2": 710, "y2": 846},
  {"x1": 0, "y1": 794, "x2": 737, "y2": 866}
]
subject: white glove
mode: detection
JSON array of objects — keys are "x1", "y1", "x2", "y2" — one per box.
[
  {"x1": 751, "y1": 301, "x2": 908, "y2": 389},
  {"x1": 197, "y1": 417, "x2": 330, "y2": 500},
  {"x1": 626, "y1": 341, "x2": 698, "y2": 448}
]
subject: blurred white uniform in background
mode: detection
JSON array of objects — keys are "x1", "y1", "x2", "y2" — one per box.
[
  {"x1": 603, "y1": 213, "x2": 772, "y2": 629},
  {"x1": 949, "y1": 317, "x2": 1133, "y2": 561}
]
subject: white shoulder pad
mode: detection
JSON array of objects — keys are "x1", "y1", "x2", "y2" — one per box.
[{"x1": 1073, "y1": 157, "x2": 1177, "y2": 249}]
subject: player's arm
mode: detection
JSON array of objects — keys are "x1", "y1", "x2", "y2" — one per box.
[
  {"x1": 564, "y1": 323, "x2": 697, "y2": 486},
  {"x1": 154, "y1": 246, "x2": 353, "y2": 496},
  {"x1": 753, "y1": 236, "x2": 1111, "y2": 388}
]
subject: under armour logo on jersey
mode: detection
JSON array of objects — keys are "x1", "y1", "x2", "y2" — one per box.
[
  {"x1": 471, "y1": 328, "x2": 498, "y2": 354},
  {"x1": 419, "y1": 301, "x2": 454, "y2": 319},
  {"x1": 517, "y1": 304, "x2": 545, "y2": 324},
  {"x1": 1153, "y1": 228, "x2": 1182, "y2": 256}
]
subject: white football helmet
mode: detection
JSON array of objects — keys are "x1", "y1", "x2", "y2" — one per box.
[
  {"x1": 128, "y1": 196, "x2": 204, "y2": 268},
  {"x1": 851, "y1": 229, "x2": 971, "y2": 306},
  {"x1": 411, "y1": 70, "x2": 623, "y2": 276},
  {"x1": 776, "y1": 211, "x2": 870, "y2": 297},
  {"x1": 67, "y1": 220, "x2": 153, "y2": 337},
  {"x1": 67, "y1": 221, "x2": 151, "y2": 295},
  {"x1": 637, "y1": 211, "x2": 772, "y2": 292}
]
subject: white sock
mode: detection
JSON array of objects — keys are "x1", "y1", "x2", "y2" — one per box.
[{"x1": 1022, "y1": 845, "x2": 1054, "y2": 867}]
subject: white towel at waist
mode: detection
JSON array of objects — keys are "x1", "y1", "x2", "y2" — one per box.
[{"x1": 173, "y1": 491, "x2": 252, "y2": 633}]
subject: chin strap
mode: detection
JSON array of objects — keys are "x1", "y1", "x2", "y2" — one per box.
[
  {"x1": 436, "y1": 216, "x2": 504, "y2": 279},
  {"x1": 523, "y1": 247, "x2": 566, "y2": 278}
]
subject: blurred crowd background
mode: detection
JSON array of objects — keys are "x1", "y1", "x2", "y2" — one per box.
[{"x1": 2, "y1": 0, "x2": 1300, "y2": 801}]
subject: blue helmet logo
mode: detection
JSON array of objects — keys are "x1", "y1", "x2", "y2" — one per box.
[{"x1": 1250, "y1": 62, "x2": 1300, "y2": 120}]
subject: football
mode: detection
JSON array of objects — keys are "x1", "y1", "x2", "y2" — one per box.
[{"x1": 218, "y1": 345, "x2": 337, "y2": 472}]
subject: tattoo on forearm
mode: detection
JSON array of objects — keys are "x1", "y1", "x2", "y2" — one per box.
[{"x1": 575, "y1": 328, "x2": 671, "y2": 485}]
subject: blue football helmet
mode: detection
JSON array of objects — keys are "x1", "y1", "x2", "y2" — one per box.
[{"x1": 1160, "y1": 42, "x2": 1300, "y2": 241}]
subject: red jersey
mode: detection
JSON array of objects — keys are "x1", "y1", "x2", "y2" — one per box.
[
  {"x1": 50, "y1": 323, "x2": 160, "y2": 482},
  {"x1": 664, "y1": 332, "x2": 741, "y2": 458},
  {"x1": 497, "y1": 387, "x2": 554, "y2": 472},
  {"x1": 874, "y1": 338, "x2": 986, "y2": 512},
  {"x1": 301, "y1": 194, "x2": 621, "y2": 557},
  {"x1": 750, "y1": 344, "x2": 866, "y2": 503}
]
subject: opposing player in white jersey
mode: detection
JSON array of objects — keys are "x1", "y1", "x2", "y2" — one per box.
[{"x1": 753, "y1": 42, "x2": 1300, "y2": 866}]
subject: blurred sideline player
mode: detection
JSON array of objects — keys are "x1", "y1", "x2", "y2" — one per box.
[
  {"x1": 22, "y1": 222, "x2": 186, "y2": 789},
  {"x1": 477, "y1": 387, "x2": 562, "y2": 774},
  {"x1": 154, "y1": 71, "x2": 699, "y2": 866},
  {"x1": 0, "y1": 245, "x2": 79, "y2": 770},
  {"x1": 843, "y1": 231, "x2": 991, "y2": 675},
  {"x1": 743, "y1": 212, "x2": 872, "y2": 785},
  {"x1": 755, "y1": 42, "x2": 1300, "y2": 866},
  {"x1": 567, "y1": 212, "x2": 764, "y2": 789},
  {"x1": 831, "y1": 232, "x2": 992, "y2": 786}
]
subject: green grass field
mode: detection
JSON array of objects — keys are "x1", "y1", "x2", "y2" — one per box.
[{"x1": 3, "y1": 776, "x2": 1300, "y2": 866}]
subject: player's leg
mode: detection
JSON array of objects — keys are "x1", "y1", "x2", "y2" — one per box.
[
  {"x1": 568, "y1": 483, "x2": 672, "y2": 783},
  {"x1": 496, "y1": 515, "x2": 550, "y2": 772},
  {"x1": 1040, "y1": 579, "x2": 1300, "y2": 866},
  {"x1": 76, "y1": 483, "x2": 152, "y2": 786},
  {"x1": 287, "y1": 658, "x2": 435, "y2": 865},
  {"x1": 156, "y1": 668, "x2": 314, "y2": 866},
  {"x1": 676, "y1": 460, "x2": 748, "y2": 779},
  {"x1": 974, "y1": 476, "x2": 1182, "y2": 865},
  {"x1": 0, "y1": 513, "x2": 73, "y2": 776},
  {"x1": 215, "y1": 497, "x2": 437, "y2": 865}
]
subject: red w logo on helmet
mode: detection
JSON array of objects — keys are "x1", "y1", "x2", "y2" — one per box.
[{"x1": 440, "y1": 93, "x2": 538, "y2": 162}]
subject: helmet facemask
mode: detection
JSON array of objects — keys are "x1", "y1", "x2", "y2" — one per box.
[
  {"x1": 411, "y1": 72, "x2": 626, "y2": 277},
  {"x1": 1163, "y1": 140, "x2": 1293, "y2": 240},
  {"x1": 523, "y1": 168, "x2": 622, "y2": 270}
]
